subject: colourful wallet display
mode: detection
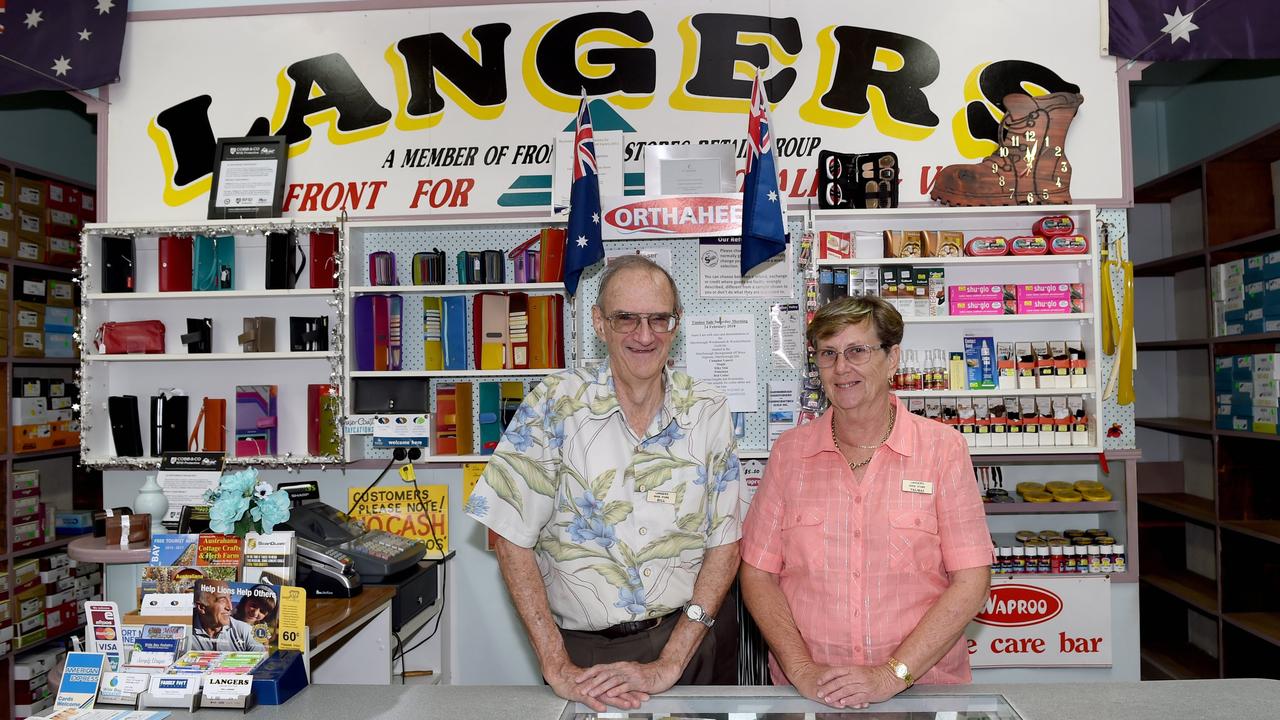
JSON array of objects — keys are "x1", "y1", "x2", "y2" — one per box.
[{"x1": 235, "y1": 385, "x2": 278, "y2": 456}]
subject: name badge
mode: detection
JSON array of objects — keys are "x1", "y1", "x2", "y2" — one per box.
[
  {"x1": 646, "y1": 489, "x2": 677, "y2": 504},
  {"x1": 902, "y1": 479, "x2": 933, "y2": 495}
]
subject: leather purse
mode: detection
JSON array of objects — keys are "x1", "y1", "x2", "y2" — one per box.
[
  {"x1": 310, "y1": 230, "x2": 339, "y2": 289},
  {"x1": 412, "y1": 249, "x2": 445, "y2": 285},
  {"x1": 102, "y1": 235, "x2": 135, "y2": 293},
  {"x1": 290, "y1": 316, "x2": 329, "y2": 352},
  {"x1": 235, "y1": 385, "x2": 278, "y2": 456},
  {"x1": 193, "y1": 234, "x2": 235, "y2": 291},
  {"x1": 238, "y1": 317, "x2": 276, "y2": 352},
  {"x1": 307, "y1": 384, "x2": 341, "y2": 456},
  {"x1": 159, "y1": 235, "x2": 194, "y2": 292},
  {"x1": 182, "y1": 318, "x2": 212, "y2": 354},
  {"x1": 266, "y1": 231, "x2": 306, "y2": 289},
  {"x1": 369, "y1": 251, "x2": 397, "y2": 286},
  {"x1": 108, "y1": 395, "x2": 144, "y2": 457},
  {"x1": 150, "y1": 393, "x2": 190, "y2": 456},
  {"x1": 189, "y1": 397, "x2": 227, "y2": 452},
  {"x1": 106, "y1": 513, "x2": 151, "y2": 547},
  {"x1": 97, "y1": 320, "x2": 165, "y2": 355}
]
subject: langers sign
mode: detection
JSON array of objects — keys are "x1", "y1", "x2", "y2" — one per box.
[
  {"x1": 108, "y1": 1, "x2": 1126, "y2": 220},
  {"x1": 965, "y1": 576, "x2": 1112, "y2": 668}
]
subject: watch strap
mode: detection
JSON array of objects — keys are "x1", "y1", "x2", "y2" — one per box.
[{"x1": 887, "y1": 656, "x2": 914, "y2": 687}]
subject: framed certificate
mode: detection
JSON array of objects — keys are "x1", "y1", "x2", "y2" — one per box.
[{"x1": 207, "y1": 136, "x2": 288, "y2": 220}]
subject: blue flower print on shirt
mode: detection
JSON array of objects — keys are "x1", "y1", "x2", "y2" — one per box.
[
  {"x1": 575, "y1": 492, "x2": 603, "y2": 518},
  {"x1": 463, "y1": 495, "x2": 489, "y2": 518},
  {"x1": 548, "y1": 420, "x2": 566, "y2": 449},
  {"x1": 615, "y1": 584, "x2": 647, "y2": 615},
  {"x1": 503, "y1": 423, "x2": 533, "y2": 451},
  {"x1": 514, "y1": 402, "x2": 537, "y2": 424},
  {"x1": 626, "y1": 567, "x2": 643, "y2": 588},
  {"x1": 568, "y1": 516, "x2": 617, "y2": 549},
  {"x1": 643, "y1": 423, "x2": 684, "y2": 450},
  {"x1": 714, "y1": 457, "x2": 740, "y2": 493},
  {"x1": 694, "y1": 465, "x2": 709, "y2": 487}
]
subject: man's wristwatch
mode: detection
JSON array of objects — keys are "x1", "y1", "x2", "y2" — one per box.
[
  {"x1": 887, "y1": 657, "x2": 914, "y2": 688},
  {"x1": 682, "y1": 603, "x2": 715, "y2": 628}
]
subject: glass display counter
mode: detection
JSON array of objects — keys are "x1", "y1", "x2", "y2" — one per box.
[{"x1": 569, "y1": 693, "x2": 1021, "y2": 719}]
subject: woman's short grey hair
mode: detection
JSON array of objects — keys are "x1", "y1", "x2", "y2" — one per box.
[{"x1": 594, "y1": 254, "x2": 682, "y2": 314}]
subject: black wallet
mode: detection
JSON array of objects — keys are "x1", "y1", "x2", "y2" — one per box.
[
  {"x1": 102, "y1": 235, "x2": 136, "y2": 293},
  {"x1": 481, "y1": 249, "x2": 505, "y2": 283},
  {"x1": 290, "y1": 316, "x2": 329, "y2": 352},
  {"x1": 108, "y1": 395, "x2": 144, "y2": 457},
  {"x1": 352, "y1": 378, "x2": 429, "y2": 414},
  {"x1": 150, "y1": 394, "x2": 190, "y2": 456},
  {"x1": 182, "y1": 318, "x2": 213, "y2": 354},
  {"x1": 266, "y1": 231, "x2": 307, "y2": 290}
]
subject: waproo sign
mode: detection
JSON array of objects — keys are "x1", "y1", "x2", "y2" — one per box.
[{"x1": 966, "y1": 576, "x2": 1111, "y2": 668}]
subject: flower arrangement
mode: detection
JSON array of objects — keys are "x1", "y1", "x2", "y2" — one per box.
[{"x1": 202, "y1": 468, "x2": 292, "y2": 536}]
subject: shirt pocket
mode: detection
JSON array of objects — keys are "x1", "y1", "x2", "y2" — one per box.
[
  {"x1": 888, "y1": 509, "x2": 942, "y2": 572},
  {"x1": 780, "y1": 503, "x2": 826, "y2": 571}
]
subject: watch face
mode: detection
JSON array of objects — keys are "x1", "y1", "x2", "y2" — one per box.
[{"x1": 686, "y1": 604, "x2": 704, "y2": 621}]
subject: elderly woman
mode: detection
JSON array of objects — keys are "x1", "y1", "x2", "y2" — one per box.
[{"x1": 740, "y1": 296, "x2": 991, "y2": 709}]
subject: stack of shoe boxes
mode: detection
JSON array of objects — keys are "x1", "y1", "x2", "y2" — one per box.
[
  {"x1": 11, "y1": 270, "x2": 78, "y2": 360},
  {"x1": 11, "y1": 469, "x2": 48, "y2": 549},
  {"x1": 0, "y1": 569, "x2": 10, "y2": 655},
  {"x1": 11, "y1": 378, "x2": 79, "y2": 453},
  {"x1": 1212, "y1": 251, "x2": 1280, "y2": 336},
  {"x1": 9, "y1": 550, "x2": 102, "y2": 654},
  {"x1": 0, "y1": 166, "x2": 13, "y2": 257},
  {"x1": 14, "y1": 647, "x2": 65, "y2": 718},
  {"x1": 1216, "y1": 353, "x2": 1280, "y2": 434}
]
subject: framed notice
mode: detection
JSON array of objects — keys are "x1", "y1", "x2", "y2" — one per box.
[{"x1": 207, "y1": 136, "x2": 288, "y2": 220}]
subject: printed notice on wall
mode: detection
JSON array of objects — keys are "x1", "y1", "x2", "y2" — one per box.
[
  {"x1": 769, "y1": 302, "x2": 804, "y2": 369},
  {"x1": 698, "y1": 238, "x2": 793, "y2": 299},
  {"x1": 685, "y1": 314, "x2": 758, "y2": 412}
]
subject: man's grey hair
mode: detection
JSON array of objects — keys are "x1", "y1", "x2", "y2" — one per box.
[{"x1": 594, "y1": 254, "x2": 682, "y2": 314}]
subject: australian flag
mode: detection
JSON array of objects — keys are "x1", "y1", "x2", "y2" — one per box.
[
  {"x1": 0, "y1": 1, "x2": 129, "y2": 96},
  {"x1": 563, "y1": 97, "x2": 604, "y2": 298},
  {"x1": 740, "y1": 72, "x2": 787, "y2": 276},
  {"x1": 1108, "y1": 0, "x2": 1280, "y2": 61}
]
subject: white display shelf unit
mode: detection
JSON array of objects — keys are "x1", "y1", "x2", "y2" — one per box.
[
  {"x1": 894, "y1": 386, "x2": 1097, "y2": 398},
  {"x1": 350, "y1": 368, "x2": 561, "y2": 378},
  {"x1": 79, "y1": 218, "x2": 345, "y2": 467},
  {"x1": 350, "y1": 282, "x2": 564, "y2": 295},
  {"x1": 816, "y1": 255, "x2": 1090, "y2": 267}
]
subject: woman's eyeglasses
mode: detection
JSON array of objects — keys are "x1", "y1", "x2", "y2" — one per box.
[
  {"x1": 815, "y1": 343, "x2": 889, "y2": 367},
  {"x1": 606, "y1": 312, "x2": 679, "y2": 334}
]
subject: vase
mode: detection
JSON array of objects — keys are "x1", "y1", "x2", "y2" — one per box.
[{"x1": 134, "y1": 474, "x2": 169, "y2": 535}]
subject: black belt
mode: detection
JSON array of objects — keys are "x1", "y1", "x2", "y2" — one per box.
[{"x1": 586, "y1": 611, "x2": 678, "y2": 640}]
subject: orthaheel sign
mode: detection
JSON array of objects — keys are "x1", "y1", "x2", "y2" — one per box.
[{"x1": 966, "y1": 576, "x2": 1112, "y2": 667}]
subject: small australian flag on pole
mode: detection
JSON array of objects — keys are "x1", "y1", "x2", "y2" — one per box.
[
  {"x1": 562, "y1": 96, "x2": 605, "y2": 298},
  {"x1": 740, "y1": 71, "x2": 787, "y2": 276}
]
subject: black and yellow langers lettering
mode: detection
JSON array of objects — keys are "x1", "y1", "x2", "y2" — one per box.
[
  {"x1": 952, "y1": 60, "x2": 1081, "y2": 158},
  {"x1": 525, "y1": 11, "x2": 655, "y2": 112},
  {"x1": 146, "y1": 95, "x2": 271, "y2": 207},
  {"x1": 388, "y1": 24, "x2": 512, "y2": 129},
  {"x1": 801, "y1": 26, "x2": 939, "y2": 141},
  {"x1": 269, "y1": 53, "x2": 392, "y2": 157},
  {"x1": 669, "y1": 13, "x2": 802, "y2": 113}
]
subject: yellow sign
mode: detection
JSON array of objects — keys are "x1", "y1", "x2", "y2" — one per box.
[
  {"x1": 277, "y1": 586, "x2": 307, "y2": 652},
  {"x1": 347, "y1": 485, "x2": 449, "y2": 556},
  {"x1": 463, "y1": 463, "x2": 486, "y2": 502}
]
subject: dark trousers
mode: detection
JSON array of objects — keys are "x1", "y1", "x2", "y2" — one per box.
[{"x1": 557, "y1": 588, "x2": 739, "y2": 685}]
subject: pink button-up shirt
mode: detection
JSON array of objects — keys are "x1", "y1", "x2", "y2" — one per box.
[{"x1": 741, "y1": 396, "x2": 990, "y2": 685}]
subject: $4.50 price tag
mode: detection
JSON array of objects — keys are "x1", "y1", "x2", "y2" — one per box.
[{"x1": 278, "y1": 586, "x2": 307, "y2": 652}]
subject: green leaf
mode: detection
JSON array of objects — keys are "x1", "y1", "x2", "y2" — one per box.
[
  {"x1": 588, "y1": 393, "x2": 619, "y2": 415},
  {"x1": 554, "y1": 395, "x2": 587, "y2": 419},
  {"x1": 591, "y1": 563, "x2": 633, "y2": 589},
  {"x1": 672, "y1": 372, "x2": 693, "y2": 392},
  {"x1": 673, "y1": 481, "x2": 687, "y2": 509},
  {"x1": 536, "y1": 536, "x2": 611, "y2": 562},
  {"x1": 617, "y1": 539, "x2": 639, "y2": 569},
  {"x1": 676, "y1": 511, "x2": 705, "y2": 533},
  {"x1": 601, "y1": 500, "x2": 633, "y2": 526},
  {"x1": 635, "y1": 531, "x2": 706, "y2": 563},
  {"x1": 710, "y1": 514, "x2": 731, "y2": 532},
  {"x1": 590, "y1": 469, "x2": 617, "y2": 500},
  {"x1": 484, "y1": 460, "x2": 525, "y2": 518},
  {"x1": 634, "y1": 466, "x2": 672, "y2": 493},
  {"x1": 495, "y1": 452, "x2": 558, "y2": 498}
]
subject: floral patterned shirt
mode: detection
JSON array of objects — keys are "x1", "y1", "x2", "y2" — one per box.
[{"x1": 465, "y1": 361, "x2": 741, "y2": 631}]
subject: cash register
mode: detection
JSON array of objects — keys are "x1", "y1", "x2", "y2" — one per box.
[{"x1": 282, "y1": 500, "x2": 426, "y2": 596}]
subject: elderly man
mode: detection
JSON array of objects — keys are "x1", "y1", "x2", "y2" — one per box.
[
  {"x1": 191, "y1": 579, "x2": 265, "y2": 652},
  {"x1": 466, "y1": 255, "x2": 741, "y2": 712}
]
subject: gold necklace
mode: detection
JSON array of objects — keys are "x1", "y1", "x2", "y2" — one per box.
[{"x1": 832, "y1": 405, "x2": 896, "y2": 471}]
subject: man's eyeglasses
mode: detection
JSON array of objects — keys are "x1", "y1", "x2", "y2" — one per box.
[
  {"x1": 814, "y1": 343, "x2": 890, "y2": 367},
  {"x1": 606, "y1": 312, "x2": 679, "y2": 334}
]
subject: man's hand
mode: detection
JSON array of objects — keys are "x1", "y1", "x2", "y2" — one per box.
[
  {"x1": 574, "y1": 658, "x2": 679, "y2": 704},
  {"x1": 785, "y1": 661, "x2": 837, "y2": 705},
  {"x1": 815, "y1": 663, "x2": 905, "y2": 709},
  {"x1": 545, "y1": 659, "x2": 647, "y2": 712}
]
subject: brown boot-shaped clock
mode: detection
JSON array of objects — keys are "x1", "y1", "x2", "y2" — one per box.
[{"x1": 931, "y1": 91, "x2": 1084, "y2": 207}]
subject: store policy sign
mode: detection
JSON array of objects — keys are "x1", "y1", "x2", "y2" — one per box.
[
  {"x1": 966, "y1": 576, "x2": 1112, "y2": 668},
  {"x1": 107, "y1": 1, "x2": 1125, "y2": 219}
]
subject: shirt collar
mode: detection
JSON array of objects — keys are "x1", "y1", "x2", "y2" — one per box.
[
  {"x1": 799, "y1": 395, "x2": 914, "y2": 458},
  {"x1": 583, "y1": 360, "x2": 687, "y2": 430}
]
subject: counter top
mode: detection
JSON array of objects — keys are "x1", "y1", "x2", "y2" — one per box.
[{"x1": 228, "y1": 679, "x2": 1280, "y2": 719}]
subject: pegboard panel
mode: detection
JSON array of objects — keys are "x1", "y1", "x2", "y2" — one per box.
[{"x1": 1097, "y1": 208, "x2": 1135, "y2": 450}]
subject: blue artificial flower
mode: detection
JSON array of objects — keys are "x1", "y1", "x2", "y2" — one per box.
[
  {"x1": 642, "y1": 423, "x2": 684, "y2": 449},
  {"x1": 208, "y1": 493, "x2": 250, "y2": 533},
  {"x1": 220, "y1": 469, "x2": 259, "y2": 497},
  {"x1": 249, "y1": 490, "x2": 291, "y2": 533},
  {"x1": 253, "y1": 481, "x2": 273, "y2": 500},
  {"x1": 614, "y1": 584, "x2": 646, "y2": 616},
  {"x1": 202, "y1": 488, "x2": 220, "y2": 505},
  {"x1": 574, "y1": 492, "x2": 602, "y2": 518},
  {"x1": 503, "y1": 423, "x2": 534, "y2": 452},
  {"x1": 463, "y1": 495, "x2": 489, "y2": 518}
]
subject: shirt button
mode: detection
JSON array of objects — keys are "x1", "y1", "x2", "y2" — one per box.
[
  {"x1": 914, "y1": 517, "x2": 921, "y2": 526},
  {"x1": 854, "y1": 530, "x2": 861, "y2": 539},
  {"x1": 855, "y1": 496, "x2": 862, "y2": 505},
  {"x1": 852, "y1": 571, "x2": 859, "y2": 579},
  {"x1": 643, "y1": 568, "x2": 652, "y2": 577},
  {"x1": 639, "y1": 527, "x2": 648, "y2": 536}
]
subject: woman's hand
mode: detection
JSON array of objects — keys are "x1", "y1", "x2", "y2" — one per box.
[{"x1": 815, "y1": 663, "x2": 905, "y2": 708}]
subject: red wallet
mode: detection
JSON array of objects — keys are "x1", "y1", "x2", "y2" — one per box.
[
  {"x1": 310, "y1": 230, "x2": 338, "y2": 289},
  {"x1": 159, "y1": 235, "x2": 194, "y2": 292},
  {"x1": 96, "y1": 320, "x2": 165, "y2": 354}
]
